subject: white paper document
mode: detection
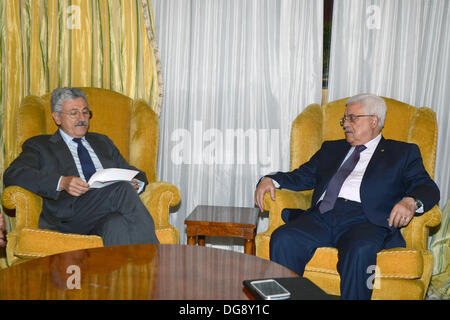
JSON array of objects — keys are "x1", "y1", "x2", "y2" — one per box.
[{"x1": 88, "y1": 168, "x2": 139, "y2": 188}]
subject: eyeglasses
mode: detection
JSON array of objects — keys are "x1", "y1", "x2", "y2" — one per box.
[
  {"x1": 340, "y1": 114, "x2": 374, "y2": 126},
  {"x1": 58, "y1": 109, "x2": 93, "y2": 119}
]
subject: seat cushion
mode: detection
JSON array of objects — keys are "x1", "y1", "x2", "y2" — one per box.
[
  {"x1": 15, "y1": 226, "x2": 179, "y2": 259},
  {"x1": 305, "y1": 247, "x2": 423, "y2": 279},
  {"x1": 14, "y1": 228, "x2": 103, "y2": 259}
]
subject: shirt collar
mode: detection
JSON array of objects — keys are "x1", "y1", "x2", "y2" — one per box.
[
  {"x1": 361, "y1": 133, "x2": 382, "y2": 152},
  {"x1": 59, "y1": 128, "x2": 86, "y2": 145}
]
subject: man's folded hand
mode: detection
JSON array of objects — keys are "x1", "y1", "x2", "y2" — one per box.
[{"x1": 60, "y1": 176, "x2": 90, "y2": 197}]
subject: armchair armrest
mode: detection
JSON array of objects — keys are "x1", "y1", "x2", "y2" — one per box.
[
  {"x1": 2, "y1": 186, "x2": 42, "y2": 229},
  {"x1": 139, "y1": 181, "x2": 181, "y2": 228},
  {"x1": 255, "y1": 189, "x2": 311, "y2": 259},
  {"x1": 263, "y1": 189, "x2": 311, "y2": 234},
  {"x1": 2, "y1": 182, "x2": 182, "y2": 233},
  {"x1": 402, "y1": 205, "x2": 441, "y2": 250}
]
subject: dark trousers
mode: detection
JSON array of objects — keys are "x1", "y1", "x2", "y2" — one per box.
[
  {"x1": 40, "y1": 182, "x2": 159, "y2": 246},
  {"x1": 270, "y1": 198, "x2": 393, "y2": 300}
]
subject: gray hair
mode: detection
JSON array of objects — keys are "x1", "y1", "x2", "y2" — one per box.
[
  {"x1": 51, "y1": 87, "x2": 89, "y2": 113},
  {"x1": 346, "y1": 93, "x2": 387, "y2": 130}
]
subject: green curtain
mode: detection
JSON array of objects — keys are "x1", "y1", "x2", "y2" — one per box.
[{"x1": 0, "y1": 0, "x2": 162, "y2": 268}]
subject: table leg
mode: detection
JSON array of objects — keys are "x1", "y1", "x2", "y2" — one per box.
[
  {"x1": 244, "y1": 239, "x2": 254, "y2": 255},
  {"x1": 187, "y1": 235, "x2": 196, "y2": 246}
]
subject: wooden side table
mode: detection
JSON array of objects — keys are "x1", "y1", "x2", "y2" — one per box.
[{"x1": 185, "y1": 205, "x2": 260, "y2": 255}]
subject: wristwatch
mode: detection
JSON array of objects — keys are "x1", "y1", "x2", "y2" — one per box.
[{"x1": 414, "y1": 198, "x2": 423, "y2": 211}]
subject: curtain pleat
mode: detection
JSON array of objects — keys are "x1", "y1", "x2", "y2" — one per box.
[
  {"x1": 0, "y1": 0, "x2": 162, "y2": 268},
  {"x1": 153, "y1": 0, "x2": 323, "y2": 248}
]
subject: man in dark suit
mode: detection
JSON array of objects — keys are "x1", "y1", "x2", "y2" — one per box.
[
  {"x1": 3, "y1": 87, "x2": 159, "y2": 246},
  {"x1": 254, "y1": 93, "x2": 440, "y2": 299}
]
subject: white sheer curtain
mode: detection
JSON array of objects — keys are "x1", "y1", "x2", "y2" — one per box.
[
  {"x1": 152, "y1": 0, "x2": 323, "y2": 248},
  {"x1": 328, "y1": 0, "x2": 450, "y2": 208}
]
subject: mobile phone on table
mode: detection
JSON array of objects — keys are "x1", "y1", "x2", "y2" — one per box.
[{"x1": 249, "y1": 279, "x2": 291, "y2": 300}]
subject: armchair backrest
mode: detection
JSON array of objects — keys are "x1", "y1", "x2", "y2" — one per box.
[{"x1": 13, "y1": 87, "x2": 159, "y2": 183}]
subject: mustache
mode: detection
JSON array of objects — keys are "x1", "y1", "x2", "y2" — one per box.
[{"x1": 75, "y1": 121, "x2": 89, "y2": 127}]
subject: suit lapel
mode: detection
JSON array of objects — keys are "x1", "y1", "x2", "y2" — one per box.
[
  {"x1": 359, "y1": 136, "x2": 388, "y2": 201},
  {"x1": 362, "y1": 136, "x2": 387, "y2": 181},
  {"x1": 329, "y1": 140, "x2": 352, "y2": 175},
  {"x1": 313, "y1": 140, "x2": 352, "y2": 204},
  {"x1": 85, "y1": 133, "x2": 111, "y2": 168},
  {"x1": 49, "y1": 130, "x2": 79, "y2": 176}
]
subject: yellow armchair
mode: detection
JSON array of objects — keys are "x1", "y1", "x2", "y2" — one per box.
[
  {"x1": 255, "y1": 97, "x2": 442, "y2": 299},
  {"x1": 2, "y1": 88, "x2": 180, "y2": 266}
]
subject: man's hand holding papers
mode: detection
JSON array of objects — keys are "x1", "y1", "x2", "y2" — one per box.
[{"x1": 88, "y1": 168, "x2": 140, "y2": 189}]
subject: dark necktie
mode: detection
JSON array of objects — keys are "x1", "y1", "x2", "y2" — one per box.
[
  {"x1": 73, "y1": 138, "x2": 96, "y2": 182},
  {"x1": 318, "y1": 145, "x2": 367, "y2": 213}
]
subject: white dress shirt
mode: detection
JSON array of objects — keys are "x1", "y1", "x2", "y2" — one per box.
[{"x1": 322, "y1": 133, "x2": 382, "y2": 203}]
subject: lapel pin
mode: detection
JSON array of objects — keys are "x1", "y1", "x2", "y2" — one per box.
[{"x1": 381, "y1": 149, "x2": 385, "y2": 152}]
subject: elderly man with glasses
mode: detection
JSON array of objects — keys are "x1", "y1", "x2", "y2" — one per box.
[
  {"x1": 4, "y1": 87, "x2": 159, "y2": 246},
  {"x1": 254, "y1": 93, "x2": 440, "y2": 300}
]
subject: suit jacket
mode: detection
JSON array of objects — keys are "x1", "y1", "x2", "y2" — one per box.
[
  {"x1": 266, "y1": 137, "x2": 440, "y2": 230},
  {"x1": 3, "y1": 130, "x2": 148, "y2": 225}
]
